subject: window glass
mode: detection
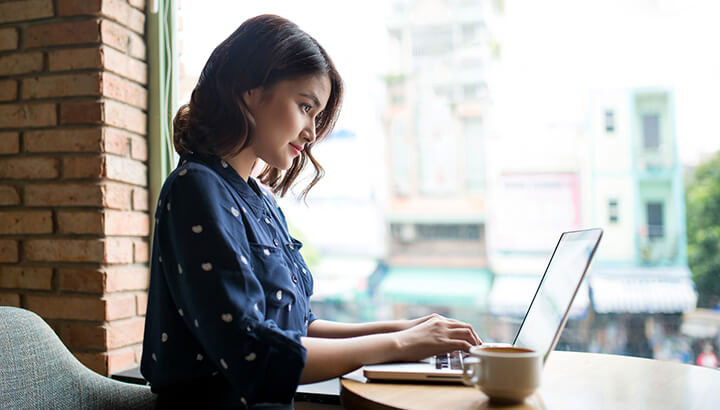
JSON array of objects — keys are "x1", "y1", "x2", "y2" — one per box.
[{"x1": 178, "y1": 0, "x2": 720, "y2": 369}]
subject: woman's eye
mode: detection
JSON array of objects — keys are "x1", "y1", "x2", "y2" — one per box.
[{"x1": 301, "y1": 103, "x2": 312, "y2": 113}]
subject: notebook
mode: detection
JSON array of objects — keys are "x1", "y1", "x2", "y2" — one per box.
[{"x1": 363, "y1": 228, "x2": 603, "y2": 382}]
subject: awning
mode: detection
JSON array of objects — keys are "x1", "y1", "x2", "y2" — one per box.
[
  {"x1": 488, "y1": 275, "x2": 591, "y2": 319},
  {"x1": 377, "y1": 267, "x2": 492, "y2": 308},
  {"x1": 590, "y1": 274, "x2": 697, "y2": 314}
]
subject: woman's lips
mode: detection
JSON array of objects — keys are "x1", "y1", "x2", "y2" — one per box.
[{"x1": 289, "y1": 143, "x2": 303, "y2": 156}]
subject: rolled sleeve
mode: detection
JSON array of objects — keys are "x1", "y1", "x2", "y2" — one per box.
[{"x1": 158, "y1": 166, "x2": 306, "y2": 404}]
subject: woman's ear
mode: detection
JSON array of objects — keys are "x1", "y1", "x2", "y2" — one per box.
[{"x1": 242, "y1": 87, "x2": 263, "y2": 111}]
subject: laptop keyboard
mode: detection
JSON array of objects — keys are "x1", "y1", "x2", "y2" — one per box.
[{"x1": 434, "y1": 350, "x2": 468, "y2": 370}]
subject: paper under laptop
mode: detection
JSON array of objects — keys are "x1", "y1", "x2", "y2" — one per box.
[{"x1": 363, "y1": 228, "x2": 603, "y2": 382}]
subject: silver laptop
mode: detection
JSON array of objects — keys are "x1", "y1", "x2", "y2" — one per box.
[{"x1": 363, "y1": 228, "x2": 603, "y2": 382}]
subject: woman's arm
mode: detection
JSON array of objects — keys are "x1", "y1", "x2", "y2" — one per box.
[
  {"x1": 307, "y1": 314, "x2": 482, "y2": 341},
  {"x1": 300, "y1": 314, "x2": 480, "y2": 384},
  {"x1": 306, "y1": 318, "x2": 415, "y2": 338}
]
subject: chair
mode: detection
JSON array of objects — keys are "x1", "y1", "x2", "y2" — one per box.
[{"x1": 0, "y1": 306, "x2": 156, "y2": 409}]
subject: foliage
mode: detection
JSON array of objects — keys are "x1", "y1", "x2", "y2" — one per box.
[{"x1": 686, "y1": 150, "x2": 720, "y2": 307}]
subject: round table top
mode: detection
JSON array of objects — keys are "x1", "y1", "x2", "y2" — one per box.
[{"x1": 340, "y1": 351, "x2": 720, "y2": 410}]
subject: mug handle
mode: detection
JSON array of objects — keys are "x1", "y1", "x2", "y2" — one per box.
[{"x1": 462, "y1": 356, "x2": 481, "y2": 386}]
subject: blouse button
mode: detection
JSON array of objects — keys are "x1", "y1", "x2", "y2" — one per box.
[
  {"x1": 273, "y1": 238, "x2": 279, "y2": 247},
  {"x1": 292, "y1": 274, "x2": 298, "y2": 284},
  {"x1": 264, "y1": 217, "x2": 271, "y2": 225}
]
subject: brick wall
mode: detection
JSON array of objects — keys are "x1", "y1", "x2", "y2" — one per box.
[{"x1": 0, "y1": 0, "x2": 149, "y2": 376}]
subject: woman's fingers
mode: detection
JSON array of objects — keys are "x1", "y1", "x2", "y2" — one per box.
[
  {"x1": 446, "y1": 327, "x2": 478, "y2": 346},
  {"x1": 444, "y1": 320, "x2": 481, "y2": 345}
]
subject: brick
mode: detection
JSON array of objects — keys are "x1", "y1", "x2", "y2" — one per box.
[
  {"x1": 103, "y1": 71, "x2": 147, "y2": 109},
  {"x1": 133, "y1": 239, "x2": 148, "y2": 263},
  {"x1": 0, "y1": 79, "x2": 17, "y2": 101},
  {"x1": 22, "y1": 73, "x2": 102, "y2": 100},
  {"x1": 106, "y1": 155, "x2": 147, "y2": 185},
  {"x1": 105, "y1": 293, "x2": 136, "y2": 320},
  {"x1": 0, "y1": 132, "x2": 20, "y2": 154},
  {"x1": 130, "y1": 135, "x2": 147, "y2": 161},
  {"x1": 107, "y1": 317, "x2": 144, "y2": 349},
  {"x1": 0, "y1": 266, "x2": 53, "y2": 290},
  {"x1": 101, "y1": 0, "x2": 145, "y2": 34},
  {"x1": 128, "y1": 0, "x2": 146, "y2": 10},
  {"x1": 26, "y1": 294, "x2": 106, "y2": 320},
  {"x1": 103, "y1": 126, "x2": 131, "y2": 155},
  {"x1": 60, "y1": 101, "x2": 103, "y2": 125},
  {"x1": 48, "y1": 47, "x2": 102, "y2": 71},
  {"x1": 25, "y1": 239, "x2": 105, "y2": 262},
  {"x1": 0, "y1": 103, "x2": 56, "y2": 128},
  {"x1": 106, "y1": 266, "x2": 149, "y2": 292},
  {"x1": 63, "y1": 155, "x2": 104, "y2": 179},
  {"x1": 131, "y1": 187, "x2": 148, "y2": 211},
  {"x1": 56, "y1": 322, "x2": 106, "y2": 349},
  {"x1": 0, "y1": 0, "x2": 54, "y2": 24},
  {"x1": 58, "y1": 265, "x2": 149, "y2": 294},
  {"x1": 75, "y1": 352, "x2": 108, "y2": 375},
  {"x1": 56, "y1": 0, "x2": 102, "y2": 16},
  {"x1": 0, "y1": 157, "x2": 59, "y2": 179},
  {"x1": 0, "y1": 240, "x2": 19, "y2": 262},
  {"x1": 0, "y1": 210, "x2": 52, "y2": 234},
  {"x1": 105, "y1": 237, "x2": 134, "y2": 263},
  {"x1": 58, "y1": 267, "x2": 104, "y2": 293},
  {"x1": 0, "y1": 52, "x2": 43, "y2": 76},
  {"x1": 135, "y1": 292, "x2": 147, "y2": 315},
  {"x1": 25, "y1": 183, "x2": 103, "y2": 206},
  {"x1": 57, "y1": 210, "x2": 103, "y2": 234},
  {"x1": 0, "y1": 28, "x2": 19, "y2": 51},
  {"x1": 105, "y1": 210, "x2": 149, "y2": 235},
  {"x1": 101, "y1": 20, "x2": 145, "y2": 60},
  {"x1": 24, "y1": 128, "x2": 103, "y2": 153},
  {"x1": 103, "y1": 46, "x2": 147, "y2": 84},
  {"x1": 104, "y1": 100, "x2": 146, "y2": 135},
  {"x1": 25, "y1": 19, "x2": 100, "y2": 48},
  {"x1": 0, "y1": 293, "x2": 21, "y2": 307},
  {"x1": 107, "y1": 347, "x2": 137, "y2": 374},
  {"x1": 0, "y1": 185, "x2": 20, "y2": 205},
  {"x1": 103, "y1": 182, "x2": 133, "y2": 209}
]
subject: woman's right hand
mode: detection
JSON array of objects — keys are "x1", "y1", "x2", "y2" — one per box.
[{"x1": 391, "y1": 314, "x2": 481, "y2": 362}]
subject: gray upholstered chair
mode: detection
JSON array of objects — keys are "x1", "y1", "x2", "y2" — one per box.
[{"x1": 0, "y1": 306, "x2": 156, "y2": 409}]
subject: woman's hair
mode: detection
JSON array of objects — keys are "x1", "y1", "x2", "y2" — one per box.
[{"x1": 173, "y1": 14, "x2": 343, "y2": 198}]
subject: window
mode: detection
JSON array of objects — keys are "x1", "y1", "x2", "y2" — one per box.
[
  {"x1": 391, "y1": 223, "x2": 483, "y2": 241},
  {"x1": 608, "y1": 199, "x2": 619, "y2": 223},
  {"x1": 646, "y1": 202, "x2": 664, "y2": 239},
  {"x1": 605, "y1": 109, "x2": 615, "y2": 133},
  {"x1": 642, "y1": 114, "x2": 660, "y2": 150}
]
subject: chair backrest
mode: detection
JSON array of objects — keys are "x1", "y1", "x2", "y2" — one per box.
[{"x1": 0, "y1": 306, "x2": 156, "y2": 409}]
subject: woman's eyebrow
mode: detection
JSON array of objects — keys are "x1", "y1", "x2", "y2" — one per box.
[{"x1": 298, "y1": 92, "x2": 321, "y2": 108}]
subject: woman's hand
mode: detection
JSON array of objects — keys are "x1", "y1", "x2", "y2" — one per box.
[{"x1": 392, "y1": 314, "x2": 482, "y2": 362}]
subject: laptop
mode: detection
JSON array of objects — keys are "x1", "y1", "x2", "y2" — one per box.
[{"x1": 363, "y1": 228, "x2": 603, "y2": 382}]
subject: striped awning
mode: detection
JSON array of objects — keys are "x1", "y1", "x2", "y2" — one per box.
[
  {"x1": 488, "y1": 275, "x2": 591, "y2": 319},
  {"x1": 590, "y1": 273, "x2": 697, "y2": 314}
]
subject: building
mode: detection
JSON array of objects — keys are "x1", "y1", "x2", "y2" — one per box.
[{"x1": 377, "y1": 0, "x2": 500, "y2": 322}]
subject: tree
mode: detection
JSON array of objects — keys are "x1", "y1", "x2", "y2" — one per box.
[{"x1": 686, "y1": 150, "x2": 720, "y2": 308}]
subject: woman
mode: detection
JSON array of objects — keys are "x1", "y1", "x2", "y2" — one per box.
[{"x1": 141, "y1": 14, "x2": 481, "y2": 409}]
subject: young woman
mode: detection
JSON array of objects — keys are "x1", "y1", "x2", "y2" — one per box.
[{"x1": 141, "y1": 14, "x2": 481, "y2": 409}]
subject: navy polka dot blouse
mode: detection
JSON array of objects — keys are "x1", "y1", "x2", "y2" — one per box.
[{"x1": 141, "y1": 151, "x2": 316, "y2": 407}]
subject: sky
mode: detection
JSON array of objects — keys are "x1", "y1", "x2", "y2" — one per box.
[{"x1": 178, "y1": 0, "x2": 720, "y2": 166}]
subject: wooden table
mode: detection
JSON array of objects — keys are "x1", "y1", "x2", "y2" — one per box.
[{"x1": 340, "y1": 351, "x2": 720, "y2": 410}]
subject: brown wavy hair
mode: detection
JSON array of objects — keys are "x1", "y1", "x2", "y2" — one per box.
[{"x1": 173, "y1": 14, "x2": 343, "y2": 198}]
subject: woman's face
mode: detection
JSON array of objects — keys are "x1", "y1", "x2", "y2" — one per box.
[{"x1": 243, "y1": 74, "x2": 332, "y2": 171}]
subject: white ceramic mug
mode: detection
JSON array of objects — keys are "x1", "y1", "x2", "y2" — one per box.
[{"x1": 462, "y1": 345, "x2": 542, "y2": 403}]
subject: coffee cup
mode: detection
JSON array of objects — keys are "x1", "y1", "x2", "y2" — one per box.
[{"x1": 462, "y1": 345, "x2": 542, "y2": 403}]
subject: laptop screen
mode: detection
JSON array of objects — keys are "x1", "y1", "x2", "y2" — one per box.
[{"x1": 513, "y1": 228, "x2": 602, "y2": 360}]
